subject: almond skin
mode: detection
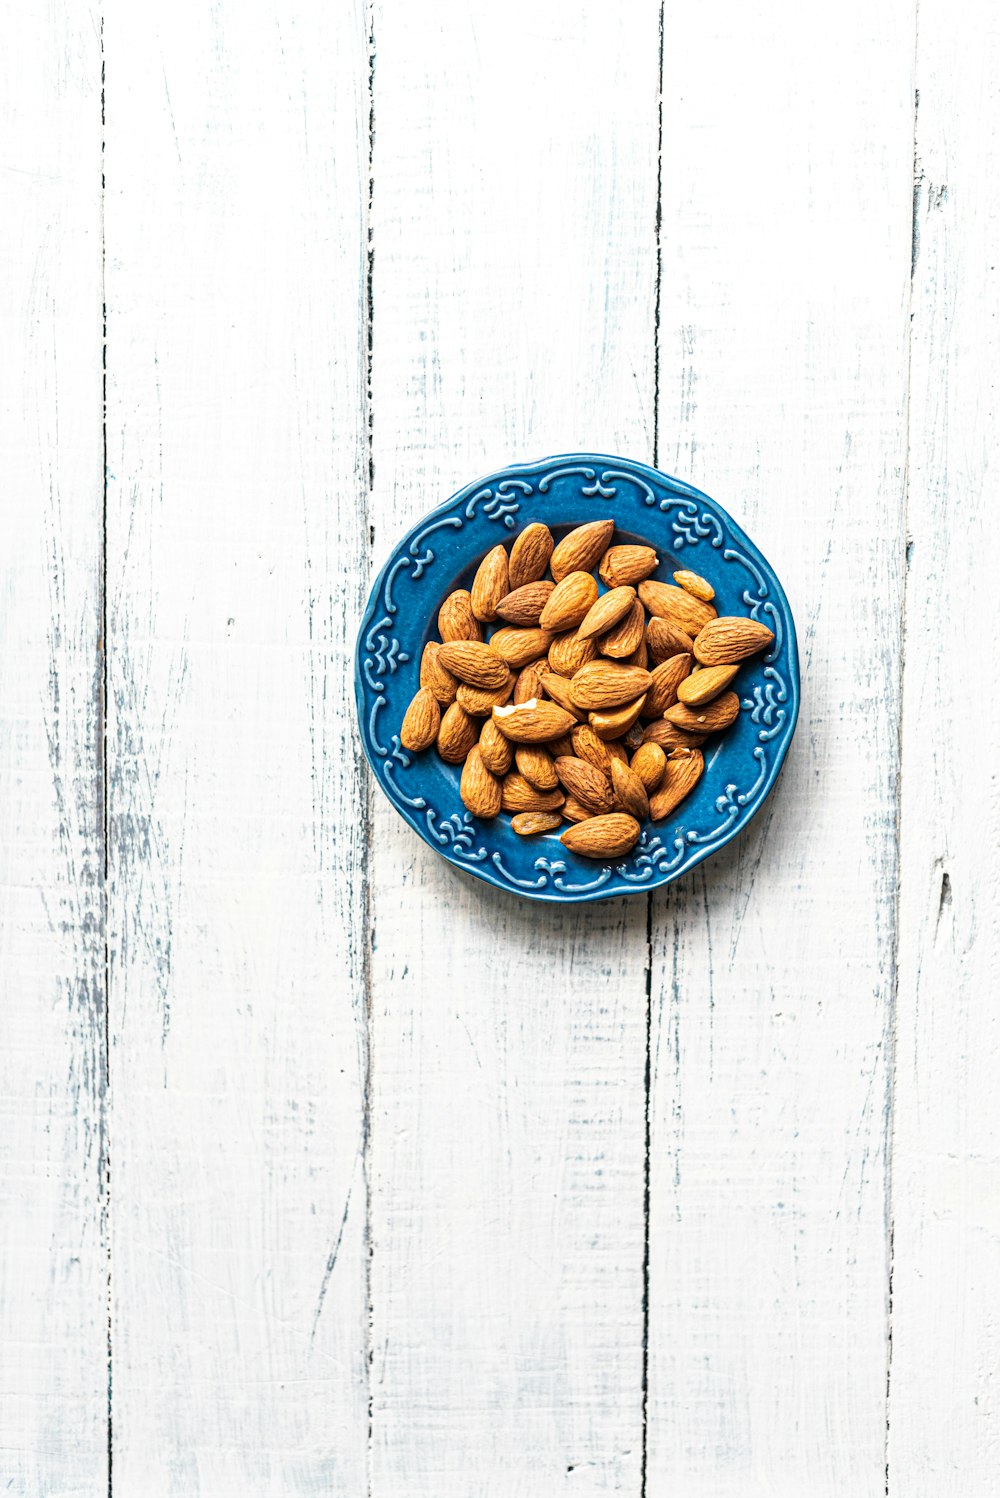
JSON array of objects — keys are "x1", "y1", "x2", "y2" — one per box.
[
  {"x1": 623, "y1": 636, "x2": 649, "y2": 670},
  {"x1": 500, "y1": 774, "x2": 566, "y2": 814},
  {"x1": 630, "y1": 741, "x2": 667, "y2": 793},
  {"x1": 437, "y1": 701, "x2": 478, "y2": 763},
  {"x1": 649, "y1": 748, "x2": 705, "y2": 821},
  {"x1": 455, "y1": 674, "x2": 515, "y2": 717},
  {"x1": 554, "y1": 755, "x2": 615, "y2": 813},
  {"x1": 610, "y1": 757, "x2": 649, "y2": 820},
  {"x1": 513, "y1": 659, "x2": 550, "y2": 704},
  {"x1": 549, "y1": 518, "x2": 615, "y2": 581},
  {"x1": 539, "y1": 571, "x2": 599, "y2": 632},
  {"x1": 488, "y1": 626, "x2": 554, "y2": 668},
  {"x1": 548, "y1": 628, "x2": 597, "y2": 676},
  {"x1": 400, "y1": 687, "x2": 440, "y2": 752},
  {"x1": 492, "y1": 699, "x2": 578, "y2": 743},
  {"x1": 569, "y1": 661, "x2": 652, "y2": 710},
  {"x1": 576, "y1": 585, "x2": 636, "y2": 642},
  {"x1": 600, "y1": 597, "x2": 645, "y2": 659},
  {"x1": 570, "y1": 723, "x2": 613, "y2": 777},
  {"x1": 642, "y1": 653, "x2": 692, "y2": 719},
  {"x1": 676, "y1": 662, "x2": 740, "y2": 706},
  {"x1": 547, "y1": 733, "x2": 577, "y2": 759},
  {"x1": 494, "y1": 580, "x2": 555, "y2": 626},
  {"x1": 693, "y1": 616, "x2": 775, "y2": 665},
  {"x1": 420, "y1": 640, "x2": 458, "y2": 705},
  {"x1": 664, "y1": 691, "x2": 741, "y2": 733},
  {"x1": 605, "y1": 739, "x2": 629, "y2": 765},
  {"x1": 539, "y1": 671, "x2": 586, "y2": 721},
  {"x1": 439, "y1": 640, "x2": 510, "y2": 689},
  {"x1": 599, "y1": 544, "x2": 659, "y2": 588},
  {"x1": 588, "y1": 693, "x2": 648, "y2": 740},
  {"x1": 639, "y1": 580, "x2": 717, "y2": 636},
  {"x1": 560, "y1": 813, "x2": 641, "y2": 859},
  {"x1": 673, "y1": 568, "x2": 715, "y2": 602},
  {"x1": 516, "y1": 744, "x2": 559, "y2": 790},
  {"x1": 641, "y1": 718, "x2": 708, "y2": 752},
  {"x1": 561, "y1": 796, "x2": 596, "y2": 824},
  {"x1": 646, "y1": 616, "x2": 695, "y2": 663},
  {"x1": 508, "y1": 522, "x2": 554, "y2": 588},
  {"x1": 511, "y1": 810, "x2": 563, "y2": 836},
  {"x1": 438, "y1": 589, "x2": 483, "y2": 642},
  {"x1": 478, "y1": 717, "x2": 514, "y2": 775},
  {"x1": 471, "y1": 543, "x2": 510, "y2": 622},
  {"x1": 623, "y1": 721, "x2": 646, "y2": 752},
  {"x1": 460, "y1": 745, "x2": 502, "y2": 819}
]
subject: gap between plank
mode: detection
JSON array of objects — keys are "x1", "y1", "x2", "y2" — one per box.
[{"x1": 364, "y1": 6, "x2": 377, "y2": 1497}]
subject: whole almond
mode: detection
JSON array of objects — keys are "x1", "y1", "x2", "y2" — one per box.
[
  {"x1": 514, "y1": 659, "x2": 550, "y2": 704},
  {"x1": 540, "y1": 672, "x2": 586, "y2": 721},
  {"x1": 610, "y1": 757, "x2": 649, "y2": 820},
  {"x1": 639, "y1": 580, "x2": 717, "y2": 636},
  {"x1": 693, "y1": 616, "x2": 775, "y2": 665},
  {"x1": 479, "y1": 717, "x2": 514, "y2": 775},
  {"x1": 560, "y1": 813, "x2": 641, "y2": 859},
  {"x1": 641, "y1": 718, "x2": 708, "y2": 752},
  {"x1": 600, "y1": 597, "x2": 645, "y2": 658},
  {"x1": 624, "y1": 636, "x2": 649, "y2": 670},
  {"x1": 494, "y1": 580, "x2": 555, "y2": 626},
  {"x1": 456, "y1": 674, "x2": 515, "y2": 717},
  {"x1": 489, "y1": 626, "x2": 554, "y2": 668},
  {"x1": 554, "y1": 757, "x2": 615, "y2": 814},
  {"x1": 437, "y1": 701, "x2": 478, "y2": 763},
  {"x1": 508, "y1": 522, "x2": 554, "y2": 588},
  {"x1": 471, "y1": 544, "x2": 509, "y2": 622},
  {"x1": 420, "y1": 640, "x2": 458, "y2": 705},
  {"x1": 438, "y1": 589, "x2": 483, "y2": 642},
  {"x1": 647, "y1": 616, "x2": 695, "y2": 663},
  {"x1": 576, "y1": 585, "x2": 636, "y2": 641},
  {"x1": 649, "y1": 748, "x2": 705, "y2": 821},
  {"x1": 642, "y1": 653, "x2": 692, "y2": 718},
  {"x1": 439, "y1": 640, "x2": 510, "y2": 689},
  {"x1": 460, "y1": 746, "x2": 502, "y2": 819},
  {"x1": 665, "y1": 691, "x2": 741, "y2": 733},
  {"x1": 605, "y1": 739, "x2": 629, "y2": 765},
  {"x1": 630, "y1": 741, "x2": 667, "y2": 793},
  {"x1": 511, "y1": 810, "x2": 563, "y2": 836},
  {"x1": 588, "y1": 694, "x2": 648, "y2": 740},
  {"x1": 673, "y1": 568, "x2": 715, "y2": 602},
  {"x1": 569, "y1": 661, "x2": 652, "y2": 710},
  {"x1": 516, "y1": 744, "x2": 559, "y2": 790},
  {"x1": 571, "y1": 723, "x2": 613, "y2": 777},
  {"x1": 561, "y1": 796, "x2": 596, "y2": 824},
  {"x1": 548, "y1": 628, "x2": 597, "y2": 676},
  {"x1": 400, "y1": 687, "x2": 440, "y2": 752},
  {"x1": 677, "y1": 662, "x2": 740, "y2": 706},
  {"x1": 550, "y1": 518, "x2": 615, "y2": 581},
  {"x1": 501, "y1": 774, "x2": 566, "y2": 814},
  {"x1": 599, "y1": 544, "x2": 659, "y2": 588},
  {"x1": 547, "y1": 733, "x2": 577, "y2": 759},
  {"x1": 492, "y1": 699, "x2": 578, "y2": 743},
  {"x1": 539, "y1": 571, "x2": 599, "y2": 632}
]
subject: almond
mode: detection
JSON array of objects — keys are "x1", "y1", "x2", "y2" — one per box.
[
  {"x1": 600, "y1": 597, "x2": 645, "y2": 658},
  {"x1": 460, "y1": 746, "x2": 502, "y2": 819},
  {"x1": 610, "y1": 757, "x2": 649, "y2": 820},
  {"x1": 494, "y1": 580, "x2": 555, "y2": 626},
  {"x1": 500, "y1": 774, "x2": 565, "y2": 814},
  {"x1": 664, "y1": 691, "x2": 741, "y2": 733},
  {"x1": 547, "y1": 733, "x2": 577, "y2": 759},
  {"x1": 439, "y1": 640, "x2": 510, "y2": 689},
  {"x1": 488, "y1": 626, "x2": 554, "y2": 668},
  {"x1": 639, "y1": 580, "x2": 717, "y2": 636},
  {"x1": 599, "y1": 544, "x2": 659, "y2": 588},
  {"x1": 438, "y1": 589, "x2": 483, "y2": 642},
  {"x1": 576, "y1": 585, "x2": 636, "y2": 641},
  {"x1": 561, "y1": 796, "x2": 596, "y2": 824},
  {"x1": 400, "y1": 687, "x2": 440, "y2": 752},
  {"x1": 508, "y1": 522, "x2": 554, "y2": 588},
  {"x1": 539, "y1": 571, "x2": 599, "y2": 632},
  {"x1": 623, "y1": 635, "x2": 649, "y2": 670},
  {"x1": 642, "y1": 653, "x2": 692, "y2": 718},
  {"x1": 456, "y1": 674, "x2": 515, "y2": 717},
  {"x1": 673, "y1": 568, "x2": 715, "y2": 602},
  {"x1": 437, "y1": 701, "x2": 478, "y2": 763},
  {"x1": 515, "y1": 744, "x2": 559, "y2": 790},
  {"x1": 478, "y1": 717, "x2": 514, "y2": 775},
  {"x1": 649, "y1": 748, "x2": 705, "y2": 821},
  {"x1": 630, "y1": 741, "x2": 667, "y2": 793},
  {"x1": 511, "y1": 810, "x2": 563, "y2": 836},
  {"x1": 646, "y1": 616, "x2": 695, "y2": 663},
  {"x1": 492, "y1": 699, "x2": 578, "y2": 743},
  {"x1": 548, "y1": 628, "x2": 597, "y2": 676},
  {"x1": 693, "y1": 616, "x2": 775, "y2": 665},
  {"x1": 589, "y1": 694, "x2": 647, "y2": 740},
  {"x1": 420, "y1": 641, "x2": 458, "y2": 705},
  {"x1": 539, "y1": 671, "x2": 586, "y2": 721},
  {"x1": 470, "y1": 544, "x2": 510, "y2": 622},
  {"x1": 514, "y1": 659, "x2": 550, "y2": 704},
  {"x1": 676, "y1": 662, "x2": 740, "y2": 706},
  {"x1": 571, "y1": 723, "x2": 613, "y2": 777},
  {"x1": 641, "y1": 718, "x2": 708, "y2": 752},
  {"x1": 605, "y1": 739, "x2": 629, "y2": 765},
  {"x1": 560, "y1": 813, "x2": 641, "y2": 859},
  {"x1": 550, "y1": 518, "x2": 615, "y2": 581},
  {"x1": 623, "y1": 721, "x2": 646, "y2": 752},
  {"x1": 554, "y1": 757, "x2": 615, "y2": 813},
  {"x1": 569, "y1": 661, "x2": 652, "y2": 710}
]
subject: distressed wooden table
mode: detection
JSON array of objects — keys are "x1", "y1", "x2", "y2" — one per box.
[{"x1": 2, "y1": 1, "x2": 997, "y2": 1493}]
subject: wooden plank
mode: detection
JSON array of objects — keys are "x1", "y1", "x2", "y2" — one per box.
[
  {"x1": 102, "y1": 3, "x2": 370, "y2": 1489},
  {"x1": 888, "y1": 5, "x2": 1000, "y2": 1489},
  {"x1": 367, "y1": 1, "x2": 660, "y2": 1491},
  {"x1": 647, "y1": 2, "x2": 915, "y2": 1490},
  {"x1": 0, "y1": 3, "x2": 107, "y2": 1491}
]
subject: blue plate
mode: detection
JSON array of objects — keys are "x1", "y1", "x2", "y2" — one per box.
[{"x1": 355, "y1": 453, "x2": 799, "y2": 904}]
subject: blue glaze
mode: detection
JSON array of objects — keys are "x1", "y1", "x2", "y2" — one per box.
[{"x1": 354, "y1": 453, "x2": 800, "y2": 904}]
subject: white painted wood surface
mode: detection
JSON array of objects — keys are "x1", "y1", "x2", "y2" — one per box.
[{"x1": 1, "y1": 1, "x2": 998, "y2": 1494}]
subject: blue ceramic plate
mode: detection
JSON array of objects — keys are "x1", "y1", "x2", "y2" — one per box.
[{"x1": 355, "y1": 454, "x2": 799, "y2": 904}]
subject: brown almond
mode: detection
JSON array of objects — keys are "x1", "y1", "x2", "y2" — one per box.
[
  {"x1": 539, "y1": 671, "x2": 586, "y2": 722},
  {"x1": 569, "y1": 661, "x2": 652, "y2": 710},
  {"x1": 494, "y1": 580, "x2": 555, "y2": 626},
  {"x1": 576, "y1": 585, "x2": 637, "y2": 641},
  {"x1": 588, "y1": 694, "x2": 647, "y2": 740},
  {"x1": 649, "y1": 748, "x2": 705, "y2": 821},
  {"x1": 437, "y1": 701, "x2": 478, "y2": 763},
  {"x1": 478, "y1": 717, "x2": 514, "y2": 775},
  {"x1": 610, "y1": 758, "x2": 649, "y2": 820},
  {"x1": 399, "y1": 687, "x2": 440, "y2": 752},
  {"x1": 642, "y1": 653, "x2": 693, "y2": 718},
  {"x1": 470, "y1": 544, "x2": 510, "y2": 622},
  {"x1": 420, "y1": 641, "x2": 458, "y2": 705},
  {"x1": 693, "y1": 616, "x2": 775, "y2": 665},
  {"x1": 513, "y1": 659, "x2": 550, "y2": 704},
  {"x1": 554, "y1": 757, "x2": 615, "y2": 814},
  {"x1": 500, "y1": 774, "x2": 566, "y2": 814},
  {"x1": 630, "y1": 741, "x2": 667, "y2": 793},
  {"x1": 548, "y1": 628, "x2": 597, "y2": 676},
  {"x1": 605, "y1": 739, "x2": 629, "y2": 766},
  {"x1": 673, "y1": 568, "x2": 715, "y2": 602},
  {"x1": 439, "y1": 640, "x2": 510, "y2": 689},
  {"x1": 624, "y1": 635, "x2": 649, "y2": 670},
  {"x1": 511, "y1": 810, "x2": 563, "y2": 836},
  {"x1": 456, "y1": 674, "x2": 515, "y2": 717},
  {"x1": 570, "y1": 724, "x2": 613, "y2": 777},
  {"x1": 516, "y1": 744, "x2": 559, "y2": 790},
  {"x1": 508, "y1": 522, "x2": 555, "y2": 588},
  {"x1": 641, "y1": 718, "x2": 708, "y2": 752},
  {"x1": 639, "y1": 580, "x2": 717, "y2": 636},
  {"x1": 561, "y1": 796, "x2": 596, "y2": 824},
  {"x1": 600, "y1": 597, "x2": 645, "y2": 659},
  {"x1": 664, "y1": 691, "x2": 741, "y2": 733},
  {"x1": 547, "y1": 733, "x2": 577, "y2": 759},
  {"x1": 460, "y1": 746, "x2": 502, "y2": 819},
  {"x1": 488, "y1": 626, "x2": 554, "y2": 668},
  {"x1": 677, "y1": 663, "x2": 740, "y2": 706},
  {"x1": 539, "y1": 571, "x2": 599, "y2": 632},
  {"x1": 599, "y1": 544, "x2": 659, "y2": 588},
  {"x1": 647, "y1": 616, "x2": 695, "y2": 663},
  {"x1": 550, "y1": 518, "x2": 615, "y2": 581},
  {"x1": 492, "y1": 699, "x2": 578, "y2": 743},
  {"x1": 560, "y1": 813, "x2": 641, "y2": 859},
  {"x1": 438, "y1": 589, "x2": 483, "y2": 642}
]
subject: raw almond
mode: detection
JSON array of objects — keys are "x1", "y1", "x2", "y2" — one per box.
[
  {"x1": 420, "y1": 641, "x2": 458, "y2": 705},
  {"x1": 649, "y1": 748, "x2": 705, "y2": 821},
  {"x1": 571, "y1": 723, "x2": 613, "y2": 777},
  {"x1": 438, "y1": 588, "x2": 483, "y2": 642},
  {"x1": 539, "y1": 671, "x2": 586, "y2": 721},
  {"x1": 516, "y1": 744, "x2": 559, "y2": 790},
  {"x1": 639, "y1": 580, "x2": 717, "y2": 636},
  {"x1": 514, "y1": 659, "x2": 549, "y2": 704},
  {"x1": 610, "y1": 757, "x2": 649, "y2": 820},
  {"x1": 576, "y1": 585, "x2": 636, "y2": 641},
  {"x1": 646, "y1": 616, "x2": 695, "y2": 663},
  {"x1": 664, "y1": 691, "x2": 741, "y2": 733},
  {"x1": 599, "y1": 544, "x2": 659, "y2": 588},
  {"x1": 547, "y1": 732, "x2": 577, "y2": 759},
  {"x1": 553, "y1": 757, "x2": 615, "y2": 814},
  {"x1": 508, "y1": 522, "x2": 554, "y2": 588},
  {"x1": 550, "y1": 518, "x2": 615, "y2": 581},
  {"x1": 500, "y1": 774, "x2": 566, "y2": 814},
  {"x1": 605, "y1": 739, "x2": 629, "y2": 765},
  {"x1": 460, "y1": 746, "x2": 502, "y2": 819},
  {"x1": 478, "y1": 717, "x2": 514, "y2": 775},
  {"x1": 470, "y1": 544, "x2": 510, "y2": 622},
  {"x1": 589, "y1": 693, "x2": 648, "y2": 740},
  {"x1": 561, "y1": 796, "x2": 595, "y2": 824},
  {"x1": 570, "y1": 661, "x2": 653, "y2": 710},
  {"x1": 641, "y1": 718, "x2": 708, "y2": 752},
  {"x1": 673, "y1": 568, "x2": 715, "y2": 602},
  {"x1": 437, "y1": 701, "x2": 478, "y2": 763},
  {"x1": 548, "y1": 628, "x2": 597, "y2": 676},
  {"x1": 560, "y1": 813, "x2": 641, "y2": 859},
  {"x1": 488, "y1": 626, "x2": 554, "y2": 668},
  {"x1": 539, "y1": 571, "x2": 599, "y2": 632},
  {"x1": 630, "y1": 741, "x2": 667, "y2": 793},
  {"x1": 600, "y1": 597, "x2": 645, "y2": 658},
  {"x1": 693, "y1": 616, "x2": 775, "y2": 665},
  {"x1": 624, "y1": 635, "x2": 649, "y2": 670},
  {"x1": 494, "y1": 580, "x2": 555, "y2": 626},
  {"x1": 400, "y1": 687, "x2": 440, "y2": 752},
  {"x1": 456, "y1": 675, "x2": 515, "y2": 717},
  {"x1": 511, "y1": 810, "x2": 562, "y2": 836},
  {"x1": 492, "y1": 699, "x2": 578, "y2": 743},
  {"x1": 676, "y1": 662, "x2": 739, "y2": 706},
  {"x1": 642, "y1": 653, "x2": 692, "y2": 718},
  {"x1": 439, "y1": 640, "x2": 510, "y2": 689}
]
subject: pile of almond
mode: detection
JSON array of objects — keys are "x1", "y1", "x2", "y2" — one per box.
[{"x1": 399, "y1": 518, "x2": 774, "y2": 860}]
